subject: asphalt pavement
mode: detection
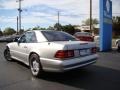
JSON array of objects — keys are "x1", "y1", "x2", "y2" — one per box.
[{"x1": 0, "y1": 43, "x2": 120, "y2": 90}]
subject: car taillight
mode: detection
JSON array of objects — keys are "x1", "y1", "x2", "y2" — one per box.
[
  {"x1": 91, "y1": 47, "x2": 97, "y2": 53},
  {"x1": 55, "y1": 50, "x2": 74, "y2": 59}
]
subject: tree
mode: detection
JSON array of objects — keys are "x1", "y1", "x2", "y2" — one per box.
[
  {"x1": 19, "y1": 29, "x2": 24, "y2": 34},
  {"x1": 112, "y1": 16, "x2": 120, "y2": 36},
  {"x1": 3, "y1": 27, "x2": 16, "y2": 35},
  {"x1": 32, "y1": 26, "x2": 41, "y2": 30},
  {"x1": 40, "y1": 28, "x2": 46, "y2": 30},
  {"x1": 62, "y1": 24, "x2": 75, "y2": 35},
  {"x1": 26, "y1": 28, "x2": 32, "y2": 31},
  {"x1": 82, "y1": 18, "x2": 99, "y2": 26},
  {"x1": 32, "y1": 26, "x2": 47, "y2": 30},
  {"x1": 54, "y1": 23, "x2": 62, "y2": 31},
  {"x1": 0, "y1": 28, "x2": 3, "y2": 36},
  {"x1": 47, "y1": 26, "x2": 54, "y2": 30}
]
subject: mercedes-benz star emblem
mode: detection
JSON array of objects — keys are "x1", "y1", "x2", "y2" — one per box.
[{"x1": 106, "y1": 0, "x2": 110, "y2": 13}]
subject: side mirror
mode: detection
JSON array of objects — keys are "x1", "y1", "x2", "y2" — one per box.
[{"x1": 13, "y1": 37, "x2": 19, "y2": 42}]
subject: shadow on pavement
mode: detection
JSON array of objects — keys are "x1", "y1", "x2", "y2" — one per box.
[
  {"x1": 39, "y1": 65, "x2": 120, "y2": 90},
  {"x1": 7, "y1": 56, "x2": 120, "y2": 90}
]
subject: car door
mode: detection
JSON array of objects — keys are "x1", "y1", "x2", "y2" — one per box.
[
  {"x1": 23, "y1": 32, "x2": 38, "y2": 62},
  {"x1": 11, "y1": 32, "x2": 37, "y2": 63},
  {"x1": 11, "y1": 34, "x2": 28, "y2": 62}
]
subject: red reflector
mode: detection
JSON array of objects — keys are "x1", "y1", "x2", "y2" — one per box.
[{"x1": 55, "y1": 50, "x2": 74, "y2": 59}]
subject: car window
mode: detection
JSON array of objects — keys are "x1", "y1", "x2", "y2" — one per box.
[
  {"x1": 19, "y1": 34, "x2": 26, "y2": 43},
  {"x1": 19, "y1": 32, "x2": 37, "y2": 43},
  {"x1": 41, "y1": 31, "x2": 77, "y2": 41},
  {"x1": 25, "y1": 32, "x2": 37, "y2": 43}
]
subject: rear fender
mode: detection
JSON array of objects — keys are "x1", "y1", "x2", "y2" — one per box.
[{"x1": 28, "y1": 49, "x2": 41, "y2": 65}]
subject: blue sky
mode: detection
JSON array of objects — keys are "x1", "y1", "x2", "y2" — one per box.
[{"x1": 0, "y1": 0, "x2": 120, "y2": 31}]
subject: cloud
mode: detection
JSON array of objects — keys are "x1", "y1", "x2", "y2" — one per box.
[
  {"x1": 22, "y1": 16, "x2": 50, "y2": 24},
  {"x1": 1, "y1": 0, "x2": 18, "y2": 9},
  {"x1": 0, "y1": 16, "x2": 16, "y2": 23},
  {"x1": 0, "y1": 0, "x2": 120, "y2": 30},
  {"x1": 0, "y1": 0, "x2": 101, "y2": 29},
  {"x1": 1, "y1": 0, "x2": 74, "y2": 9}
]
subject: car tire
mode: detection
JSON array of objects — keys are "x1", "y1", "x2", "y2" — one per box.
[
  {"x1": 29, "y1": 54, "x2": 43, "y2": 77},
  {"x1": 4, "y1": 47, "x2": 12, "y2": 61},
  {"x1": 117, "y1": 46, "x2": 120, "y2": 52}
]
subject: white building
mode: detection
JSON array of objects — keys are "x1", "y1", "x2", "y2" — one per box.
[{"x1": 74, "y1": 25, "x2": 99, "y2": 32}]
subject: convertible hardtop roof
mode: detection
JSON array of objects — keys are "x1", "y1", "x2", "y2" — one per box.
[
  {"x1": 27, "y1": 30, "x2": 63, "y2": 34},
  {"x1": 28, "y1": 30, "x2": 55, "y2": 32}
]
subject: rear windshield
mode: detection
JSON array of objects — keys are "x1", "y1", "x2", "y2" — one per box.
[{"x1": 41, "y1": 31, "x2": 77, "y2": 41}]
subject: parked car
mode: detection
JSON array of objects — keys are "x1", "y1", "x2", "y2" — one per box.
[
  {"x1": 4, "y1": 30, "x2": 98, "y2": 77},
  {"x1": 0, "y1": 36, "x2": 7, "y2": 42},
  {"x1": 74, "y1": 32, "x2": 94, "y2": 42},
  {"x1": 94, "y1": 35, "x2": 100, "y2": 50},
  {"x1": 115, "y1": 39, "x2": 120, "y2": 52},
  {"x1": 0, "y1": 35, "x2": 20, "y2": 42}
]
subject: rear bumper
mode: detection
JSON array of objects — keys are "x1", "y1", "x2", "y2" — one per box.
[{"x1": 40, "y1": 54, "x2": 98, "y2": 72}]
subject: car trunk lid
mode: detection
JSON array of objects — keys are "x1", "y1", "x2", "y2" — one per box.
[
  {"x1": 52, "y1": 41, "x2": 95, "y2": 50},
  {"x1": 52, "y1": 41, "x2": 96, "y2": 57}
]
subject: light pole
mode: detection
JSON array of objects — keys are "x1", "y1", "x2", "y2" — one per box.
[
  {"x1": 16, "y1": 0, "x2": 23, "y2": 34},
  {"x1": 90, "y1": 0, "x2": 92, "y2": 33},
  {"x1": 58, "y1": 11, "x2": 60, "y2": 31},
  {"x1": 17, "y1": 16, "x2": 18, "y2": 35}
]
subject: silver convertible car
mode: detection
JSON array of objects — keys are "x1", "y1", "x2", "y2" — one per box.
[{"x1": 4, "y1": 30, "x2": 98, "y2": 77}]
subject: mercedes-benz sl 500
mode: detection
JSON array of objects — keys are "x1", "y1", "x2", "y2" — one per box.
[{"x1": 4, "y1": 30, "x2": 98, "y2": 77}]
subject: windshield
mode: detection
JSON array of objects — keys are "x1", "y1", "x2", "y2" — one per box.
[{"x1": 41, "y1": 31, "x2": 77, "y2": 41}]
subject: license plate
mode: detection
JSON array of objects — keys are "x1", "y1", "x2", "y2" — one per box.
[{"x1": 80, "y1": 49, "x2": 91, "y2": 56}]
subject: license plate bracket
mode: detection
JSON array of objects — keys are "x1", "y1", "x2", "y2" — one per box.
[{"x1": 80, "y1": 49, "x2": 91, "y2": 56}]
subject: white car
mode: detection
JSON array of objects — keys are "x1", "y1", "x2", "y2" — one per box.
[
  {"x1": 115, "y1": 39, "x2": 120, "y2": 52},
  {"x1": 94, "y1": 35, "x2": 100, "y2": 49},
  {"x1": 4, "y1": 30, "x2": 98, "y2": 77}
]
